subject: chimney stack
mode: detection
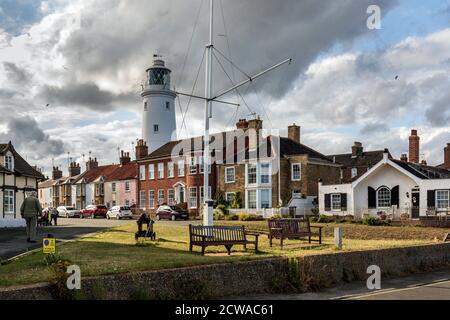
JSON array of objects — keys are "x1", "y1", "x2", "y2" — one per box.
[
  {"x1": 247, "y1": 116, "x2": 263, "y2": 151},
  {"x1": 400, "y1": 154, "x2": 408, "y2": 162},
  {"x1": 236, "y1": 119, "x2": 249, "y2": 130},
  {"x1": 52, "y1": 166, "x2": 63, "y2": 180},
  {"x1": 288, "y1": 124, "x2": 301, "y2": 144},
  {"x1": 409, "y1": 129, "x2": 420, "y2": 164},
  {"x1": 120, "y1": 150, "x2": 131, "y2": 165},
  {"x1": 69, "y1": 162, "x2": 81, "y2": 177},
  {"x1": 86, "y1": 157, "x2": 99, "y2": 171},
  {"x1": 351, "y1": 142, "x2": 364, "y2": 158},
  {"x1": 135, "y1": 139, "x2": 149, "y2": 160},
  {"x1": 444, "y1": 143, "x2": 450, "y2": 170}
]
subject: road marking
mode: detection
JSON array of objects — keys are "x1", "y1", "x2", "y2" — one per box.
[{"x1": 344, "y1": 280, "x2": 450, "y2": 300}]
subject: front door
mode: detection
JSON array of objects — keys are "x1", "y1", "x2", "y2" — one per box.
[
  {"x1": 179, "y1": 187, "x2": 185, "y2": 204},
  {"x1": 411, "y1": 190, "x2": 420, "y2": 219}
]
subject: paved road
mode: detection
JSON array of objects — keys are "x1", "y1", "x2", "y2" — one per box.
[
  {"x1": 234, "y1": 269, "x2": 450, "y2": 300},
  {"x1": 0, "y1": 218, "x2": 134, "y2": 261}
]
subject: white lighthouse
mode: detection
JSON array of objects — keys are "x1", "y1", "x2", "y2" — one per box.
[{"x1": 141, "y1": 57, "x2": 177, "y2": 152}]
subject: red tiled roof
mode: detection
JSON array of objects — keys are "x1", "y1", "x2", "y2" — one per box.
[
  {"x1": 105, "y1": 162, "x2": 137, "y2": 182},
  {"x1": 75, "y1": 164, "x2": 120, "y2": 183}
]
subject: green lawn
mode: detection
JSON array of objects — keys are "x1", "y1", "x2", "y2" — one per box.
[{"x1": 0, "y1": 221, "x2": 444, "y2": 288}]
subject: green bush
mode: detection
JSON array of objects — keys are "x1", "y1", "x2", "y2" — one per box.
[
  {"x1": 316, "y1": 214, "x2": 334, "y2": 223},
  {"x1": 213, "y1": 209, "x2": 225, "y2": 220},
  {"x1": 216, "y1": 204, "x2": 229, "y2": 215},
  {"x1": 231, "y1": 192, "x2": 243, "y2": 209},
  {"x1": 238, "y1": 213, "x2": 264, "y2": 221},
  {"x1": 224, "y1": 214, "x2": 239, "y2": 221},
  {"x1": 362, "y1": 216, "x2": 389, "y2": 226}
]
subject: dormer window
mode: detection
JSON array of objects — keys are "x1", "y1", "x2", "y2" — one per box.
[{"x1": 5, "y1": 152, "x2": 14, "y2": 171}]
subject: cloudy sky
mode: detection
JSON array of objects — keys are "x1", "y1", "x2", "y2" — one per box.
[{"x1": 0, "y1": 0, "x2": 449, "y2": 176}]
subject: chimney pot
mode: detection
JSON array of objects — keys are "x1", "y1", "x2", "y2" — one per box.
[
  {"x1": 352, "y1": 142, "x2": 364, "y2": 157},
  {"x1": 444, "y1": 143, "x2": 450, "y2": 170}
]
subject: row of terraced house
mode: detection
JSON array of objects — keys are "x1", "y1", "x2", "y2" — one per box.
[{"x1": 33, "y1": 118, "x2": 450, "y2": 220}]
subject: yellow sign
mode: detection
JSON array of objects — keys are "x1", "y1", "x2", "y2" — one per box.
[{"x1": 42, "y1": 238, "x2": 56, "y2": 254}]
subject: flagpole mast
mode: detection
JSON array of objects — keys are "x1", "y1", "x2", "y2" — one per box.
[{"x1": 203, "y1": 0, "x2": 214, "y2": 226}]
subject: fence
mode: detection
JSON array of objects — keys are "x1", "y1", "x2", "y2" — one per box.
[{"x1": 229, "y1": 207, "x2": 316, "y2": 219}]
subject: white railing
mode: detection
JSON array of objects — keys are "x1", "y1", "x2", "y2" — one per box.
[{"x1": 228, "y1": 207, "x2": 316, "y2": 218}]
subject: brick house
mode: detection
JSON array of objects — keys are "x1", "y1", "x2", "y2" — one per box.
[
  {"x1": 217, "y1": 121, "x2": 342, "y2": 210},
  {"x1": 136, "y1": 139, "x2": 216, "y2": 217},
  {"x1": 327, "y1": 142, "x2": 391, "y2": 183}
]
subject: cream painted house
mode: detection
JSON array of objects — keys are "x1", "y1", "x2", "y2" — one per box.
[
  {"x1": 319, "y1": 150, "x2": 450, "y2": 219},
  {"x1": 1, "y1": 142, "x2": 44, "y2": 226}
]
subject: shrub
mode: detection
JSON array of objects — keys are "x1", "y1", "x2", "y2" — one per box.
[
  {"x1": 231, "y1": 192, "x2": 243, "y2": 209},
  {"x1": 316, "y1": 214, "x2": 334, "y2": 223},
  {"x1": 216, "y1": 204, "x2": 229, "y2": 215},
  {"x1": 238, "y1": 213, "x2": 264, "y2": 221},
  {"x1": 213, "y1": 209, "x2": 225, "y2": 220},
  {"x1": 362, "y1": 216, "x2": 389, "y2": 226},
  {"x1": 224, "y1": 214, "x2": 239, "y2": 221}
]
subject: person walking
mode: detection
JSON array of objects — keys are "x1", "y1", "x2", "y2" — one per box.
[
  {"x1": 20, "y1": 191, "x2": 42, "y2": 243},
  {"x1": 51, "y1": 207, "x2": 59, "y2": 226}
]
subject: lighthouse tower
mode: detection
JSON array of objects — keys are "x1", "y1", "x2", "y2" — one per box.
[{"x1": 141, "y1": 57, "x2": 177, "y2": 152}]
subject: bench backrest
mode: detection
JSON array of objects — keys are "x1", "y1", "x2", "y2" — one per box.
[
  {"x1": 189, "y1": 225, "x2": 246, "y2": 243},
  {"x1": 268, "y1": 218, "x2": 311, "y2": 234}
]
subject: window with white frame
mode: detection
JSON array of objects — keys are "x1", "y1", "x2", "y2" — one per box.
[
  {"x1": 4, "y1": 152, "x2": 14, "y2": 171},
  {"x1": 260, "y1": 189, "x2": 271, "y2": 208},
  {"x1": 168, "y1": 189, "x2": 175, "y2": 206},
  {"x1": 247, "y1": 164, "x2": 257, "y2": 185},
  {"x1": 139, "y1": 165, "x2": 146, "y2": 180},
  {"x1": 351, "y1": 167, "x2": 358, "y2": 179},
  {"x1": 436, "y1": 190, "x2": 450, "y2": 209},
  {"x1": 292, "y1": 190, "x2": 301, "y2": 199},
  {"x1": 226, "y1": 192, "x2": 235, "y2": 204},
  {"x1": 291, "y1": 163, "x2": 301, "y2": 181},
  {"x1": 158, "y1": 189, "x2": 165, "y2": 205},
  {"x1": 200, "y1": 186, "x2": 211, "y2": 204},
  {"x1": 167, "y1": 162, "x2": 174, "y2": 178},
  {"x1": 158, "y1": 163, "x2": 164, "y2": 179},
  {"x1": 4, "y1": 189, "x2": 15, "y2": 214},
  {"x1": 111, "y1": 182, "x2": 116, "y2": 193},
  {"x1": 189, "y1": 187, "x2": 197, "y2": 208},
  {"x1": 199, "y1": 156, "x2": 211, "y2": 174},
  {"x1": 225, "y1": 167, "x2": 235, "y2": 183},
  {"x1": 139, "y1": 191, "x2": 146, "y2": 209},
  {"x1": 125, "y1": 181, "x2": 130, "y2": 192},
  {"x1": 247, "y1": 190, "x2": 257, "y2": 209},
  {"x1": 260, "y1": 163, "x2": 270, "y2": 184},
  {"x1": 377, "y1": 187, "x2": 391, "y2": 208},
  {"x1": 125, "y1": 200, "x2": 130, "y2": 206},
  {"x1": 149, "y1": 190, "x2": 155, "y2": 209},
  {"x1": 331, "y1": 194, "x2": 341, "y2": 211},
  {"x1": 149, "y1": 164, "x2": 155, "y2": 180},
  {"x1": 178, "y1": 160, "x2": 185, "y2": 177},
  {"x1": 189, "y1": 156, "x2": 197, "y2": 175}
]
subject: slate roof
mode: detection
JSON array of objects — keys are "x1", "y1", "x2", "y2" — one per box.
[
  {"x1": 0, "y1": 142, "x2": 45, "y2": 179},
  {"x1": 279, "y1": 137, "x2": 333, "y2": 162},
  {"x1": 392, "y1": 159, "x2": 450, "y2": 180},
  {"x1": 327, "y1": 150, "x2": 389, "y2": 168}
]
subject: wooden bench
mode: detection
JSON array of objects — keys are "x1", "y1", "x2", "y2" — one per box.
[
  {"x1": 268, "y1": 218, "x2": 323, "y2": 248},
  {"x1": 189, "y1": 225, "x2": 259, "y2": 255}
]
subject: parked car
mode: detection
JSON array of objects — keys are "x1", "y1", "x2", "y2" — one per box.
[
  {"x1": 106, "y1": 206, "x2": 133, "y2": 220},
  {"x1": 81, "y1": 205, "x2": 108, "y2": 219},
  {"x1": 155, "y1": 205, "x2": 189, "y2": 221},
  {"x1": 57, "y1": 206, "x2": 81, "y2": 218}
]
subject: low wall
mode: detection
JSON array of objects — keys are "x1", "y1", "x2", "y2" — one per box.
[
  {"x1": 0, "y1": 219, "x2": 26, "y2": 228},
  {"x1": 1, "y1": 243, "x2": 450, "y2": 300}
]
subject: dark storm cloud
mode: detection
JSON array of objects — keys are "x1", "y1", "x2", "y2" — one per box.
[
  {"x1": 425, "y1": 91, "x2": 450, "y2": 126},
  {"x1": 59, "y1": 0, "x2": 398, "y2": 99},
  {"x1": 39, "y1": 83, "x2": 139, "y2": 110},
  {"x1": 0, "y1": 114, "x2": 65, "y2": 159},
  {"x1": 3, "y1": 61, "x2": 32, "y2": 85}
]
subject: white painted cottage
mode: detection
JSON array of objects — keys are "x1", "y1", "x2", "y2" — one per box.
[
  {"x1": 1, "y1": 142, "x2": 44, "y2": 227},
  {"x1": 319, "y1": 150, "x2": 450, "y2": 220}
]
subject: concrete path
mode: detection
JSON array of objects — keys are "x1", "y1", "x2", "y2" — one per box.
[{"x1": 233, "y1": 269, "x2": 450, "y2": 300}]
